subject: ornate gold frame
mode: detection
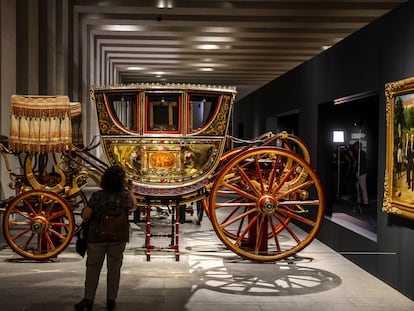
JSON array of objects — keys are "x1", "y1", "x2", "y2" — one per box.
[{"x1": 383, "y1": 77, "x2": 414, "y2": 220}]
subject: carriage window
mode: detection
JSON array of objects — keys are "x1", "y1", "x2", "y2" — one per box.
[
  {"x1": 146, "y1": 94, "x2": 180, "y2": 132},
  {"x1": 188, "y1": 94, "x2": 219, "y2": 132},
  {"x1": 107, "y1": 94, "x2": 137, "y2": 131}
]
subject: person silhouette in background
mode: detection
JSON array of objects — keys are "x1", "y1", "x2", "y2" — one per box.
[{"x1": 350, "y1": 142, "x2": 368, "y2": 207}]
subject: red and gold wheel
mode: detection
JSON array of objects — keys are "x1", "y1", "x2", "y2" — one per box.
[
  {"x1": 209, "y1": 147, "x2": 324, "y2": 262},
  {"x1": 2, "y1": 190, "x2": 75, "y2": 260}
]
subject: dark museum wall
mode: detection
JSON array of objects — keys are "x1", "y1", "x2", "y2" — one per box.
[{"x1": 234, "y1": 1, "x2": 414, "y2": 300}]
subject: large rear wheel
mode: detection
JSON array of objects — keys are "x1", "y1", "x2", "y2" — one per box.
[{"x1": 209, "y1": 147, "x2": 324, "y2": 262}]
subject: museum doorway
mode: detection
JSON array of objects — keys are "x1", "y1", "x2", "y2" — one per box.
[
  {"x1": 265, "y1": 110, "x2": 299, "y2": 136},
  {"x1": 318, "y1": 92, "x2": 379, "y2": 238}
]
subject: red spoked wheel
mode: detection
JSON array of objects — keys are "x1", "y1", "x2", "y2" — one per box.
[
  {"x1": 2, "y1": 190, "x2": 75, "y2": 260},
  {"x1": 208, "y1": 147, "x2": 324, "y2": 262}
]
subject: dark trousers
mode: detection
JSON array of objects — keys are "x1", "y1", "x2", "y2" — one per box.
[{"x1": 83, "y1": 241, "x2": 127, "y2": 301}]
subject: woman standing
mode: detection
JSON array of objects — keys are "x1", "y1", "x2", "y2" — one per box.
[{"x1": 75, "y1": 165, "x2": 136, "y2": 311}]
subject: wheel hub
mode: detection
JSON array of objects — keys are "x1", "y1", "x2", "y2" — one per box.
[
  {"x1": 30, "y1": 216, "x2": 48, "y2": 234},
  {"x1": 257, "y1": 195, "x2": 277, "y2": 215},
  {"x1": 298, "y1": 190, "x2": 309, "y2": 200}
]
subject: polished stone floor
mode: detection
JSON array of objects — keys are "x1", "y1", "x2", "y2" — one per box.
[{"x1": 0, "y1": 211, "x2": 413, "y2": 311}]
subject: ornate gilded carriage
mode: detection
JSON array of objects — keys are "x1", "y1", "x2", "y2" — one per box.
[
  {"x1": 92, "y1": 83, "x2": 236, "y2": 202},
  {"x1": 1, "y1": 84, "x2": 325, "y2": 263}
]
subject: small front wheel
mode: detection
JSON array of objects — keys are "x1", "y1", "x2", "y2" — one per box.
[{"x1": 2, "y1": 190, "x2": 75, "y2": 260}]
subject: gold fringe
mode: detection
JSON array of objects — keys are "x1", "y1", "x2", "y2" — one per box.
[
  {"x1": 10, "y1": 95, "x2": 71, "y2": 119},
  {"x1": 8, "y1": 140, "x2": 74, "y2": 153}
]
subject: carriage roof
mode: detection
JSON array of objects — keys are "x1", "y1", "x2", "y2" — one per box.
[{"x1": 91, "y1": 82, "x2": 237, "y2": 93}]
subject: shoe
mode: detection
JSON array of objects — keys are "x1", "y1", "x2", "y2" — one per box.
[
  {"x1": 74, "y1": 298, "x2": 93, "y2": 311},
  {"x1": 107, "y1": 299, "x2": 116, "y2": 310}
]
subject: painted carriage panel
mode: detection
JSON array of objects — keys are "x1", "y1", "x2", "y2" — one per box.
[{"x1": 100, "y1": 137, "x2": 224, "y2": 195}]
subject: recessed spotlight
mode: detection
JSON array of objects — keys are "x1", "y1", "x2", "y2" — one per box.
[
  {"x1": 192, "y1": 63, "x2": 219, "y2": 67},
  {"x1": 200, "y1": 68, "x2": 214, "y2": 72},
  {"x1": 157, "y1": 0, "x2": 173, "y2": 9},
  {"x1": 202, "y1": 27, "x2": 235, "y2": 33},
  {"x1": 193, "y1": 36, "x2": 234, "y2": 43},
  {"x1": 101, "y1": 25, "x2": 144, "y2": 32},
  {"x1": 127, "y1": 66, "x2": 144, "y2": 70},
  {"x1": 196, "y1": 44, "x2": 220, "y2": 50}
]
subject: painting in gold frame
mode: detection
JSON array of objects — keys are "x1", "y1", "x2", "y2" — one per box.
[{"x1": 383, "y1": 77, "x2": 414, "y2": 220}]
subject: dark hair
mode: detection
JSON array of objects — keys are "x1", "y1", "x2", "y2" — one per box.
[{"x1": 100, "y1": 165, "x2": 125, "y2": 192}]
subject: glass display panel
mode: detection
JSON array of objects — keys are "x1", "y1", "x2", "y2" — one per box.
[
  {"x1": 106, "y1": 93, "x2": 137, "y2": 131},
  {"x1": 188, "y1": 94, "x2": 219, "y2": 132}
]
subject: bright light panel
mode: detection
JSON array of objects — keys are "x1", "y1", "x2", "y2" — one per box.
[
  {"x1": 102, "y1": 25, "x2": 144, "y2": 32},
  {"x1": 196, "y1": 44, "x2": 220, "y2": 50},
  {"x1": 333, "y1": 130, "x2": 344, "y2": 143},
  {"x1": 127, "y1": 66, "x2": 144, "y2": 70}
]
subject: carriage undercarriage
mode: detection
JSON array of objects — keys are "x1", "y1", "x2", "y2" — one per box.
[{"x1": 0, "y1": 85, "x2": 324, "y2": 262}]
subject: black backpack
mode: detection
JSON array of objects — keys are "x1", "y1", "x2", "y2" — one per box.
[{"x1": 97, "y1": 201, "x2": 130, "y2": 242}]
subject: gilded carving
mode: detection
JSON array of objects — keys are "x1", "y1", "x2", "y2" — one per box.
[
  {"x1": 94, "y1": 93, "x2": 125, "y2": 135},
  {"x1": 202, "y1": 95, "x2": 232, "y2": 136}
]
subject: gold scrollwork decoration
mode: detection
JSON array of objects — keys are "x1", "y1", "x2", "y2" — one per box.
[
  {"x1": 202, "y1": 95, "x2": 232, "y2": 136},
  {"x1": 95, "y1": 94, "x2": 124, "y2": 135}
]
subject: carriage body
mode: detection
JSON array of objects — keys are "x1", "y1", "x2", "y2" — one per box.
[{"x1": 91, "y1": 83, "x2": 237, "y2": 202}]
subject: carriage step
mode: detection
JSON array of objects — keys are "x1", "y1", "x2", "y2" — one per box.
[
  {"x1": 146, "y1": 245, "x2": 176, "y2": 250},
  {"x1": 150, "y1": 233, "x2": 173, "y2": 237},
  {"x1": 145, "y1": 245, "x2": 179, "y2": 261}
]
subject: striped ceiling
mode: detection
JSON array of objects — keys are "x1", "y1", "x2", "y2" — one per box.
[{"x1": 73, "y1": 0, "x2": 407, "y2": 100}]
